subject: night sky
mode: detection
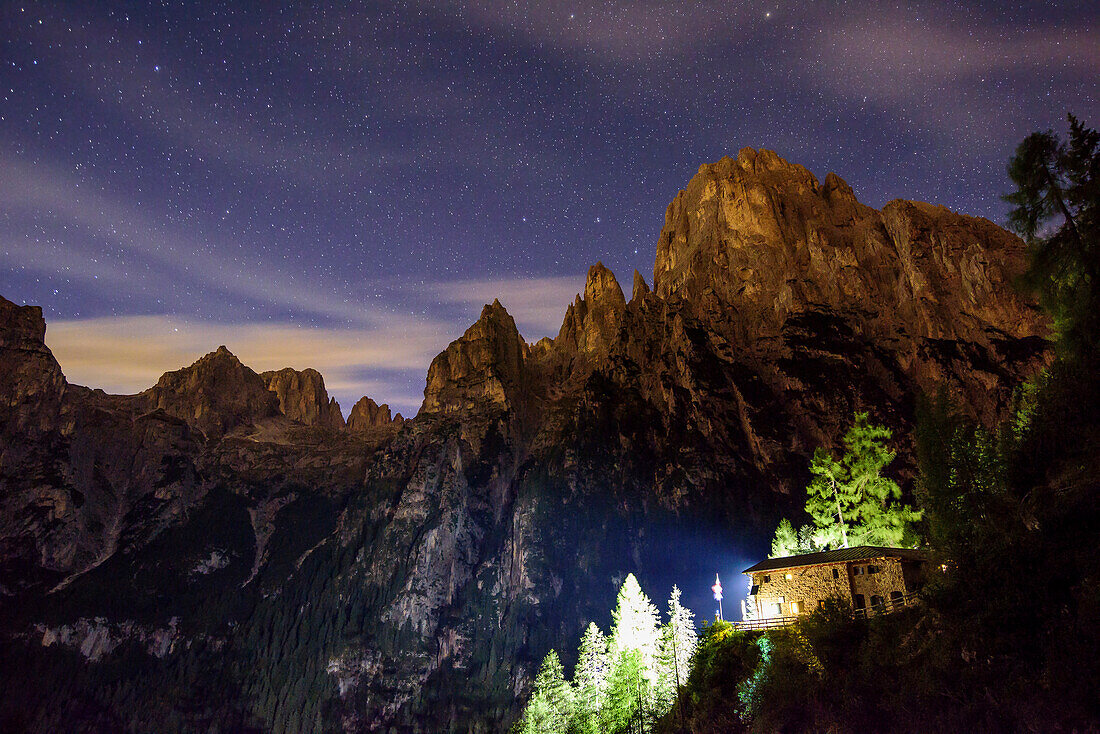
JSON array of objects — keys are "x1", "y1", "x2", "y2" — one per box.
[{"x1": 2, "y1": 1, "x2": 1098, "y2": 416}]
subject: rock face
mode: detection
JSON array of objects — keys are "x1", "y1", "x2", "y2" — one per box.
[
  {"x1": 654, "y1": 149, "x2": 1041, "y2": 344},
  {"x1": 652, "y1": 148, "x2": 1044, "y2": 422},
  {"x1": 346, "y1": 396, "x2": 402, "y2": 431},
  {"x1": 139, "y1": 346, "x2": 281, "y2": 439},
  {"x1": 262, "y1": 367, "x2": 346, "y2": 430},
  {"x1": 555, "y1": 262, "x2": 627, "y2": 361},
  {"x1": 421, "y1": 300, "x2": 528, "y2": 415},
  {"x1": 0, "y1": 298, "x2": 65, "y2": 438},
  {"x1": 0, "y1": 150, "x2": 1050, "y2": 733}
]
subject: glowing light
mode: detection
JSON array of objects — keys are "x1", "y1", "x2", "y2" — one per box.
[{"x1": 712, "y1": 574, "x2": 723, "y2": 601}]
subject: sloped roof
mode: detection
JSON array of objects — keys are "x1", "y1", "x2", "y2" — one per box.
[{"x1": 742, "y1": 545, "x2": 931, "y2": 574}]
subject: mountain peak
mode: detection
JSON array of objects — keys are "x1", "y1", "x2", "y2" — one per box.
[
  {"x1": 347, "y1": 396, "x2": 402, "y2": 431},
  {"x1": 141, "y1": 347, "x2": 279, "y2": 439},
  {"x1": 262, "y1": 367, "x2": 345, "y2": 430},
  {"x1": 653, "y1": 149, "x2": 1043, "y2": 349},
  {"x1": 421, "y1": 299, "x2": 526, "y2": 415},
  {"x1": 584, "y1": 262, "x2": 626, "y2": 310},
  {"x1": 631, "y1": 269, "x2": 650, "y2": 302}
]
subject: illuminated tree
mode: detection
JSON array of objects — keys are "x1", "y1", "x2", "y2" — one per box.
[
  {"x1": 573, "y1": 623, "x2": 610, "y2": 733},
  {"x1": 609, "y1": 574, "x2": 661, "y2": 669},
  {"x1": 770, "y1": 518, "x2": 822, "y2": 558},
  {"x1": 515, "y1": 650, "x2": 573, "y2": 734},
  {"x1": 806, "y1": 412, "x2": 922, "y2": 549},
  {"x1": 607, "y1": 574, "x2": 660, "y2": 731},
  {"x1": 601, "y1": 648, "x2": 646, "y2": 733},
  {"x1": 769, "y1": 518, "x2": 799, "y2": 558},
  {"x1": 655, "y1": 586, "x2": 698, "y2": 718}
]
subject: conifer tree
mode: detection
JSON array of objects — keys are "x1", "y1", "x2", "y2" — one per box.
[
  {"x1": 601, "y1": 648, "x2": 646, "y2": 734},
  {"x1": 655, "y1": 586, "x2": 698, "y2": 718},
  {"x1": 609, "y1": 574, "x2": 660, "y2": 664},
  {"x1": 516, "y1": 650, "x2": 573, "y2": 734},
  {"x1": 573, "y1": 622, "x2": 610, "y2": 733},
  {"x1": 769, "y1": 518, "x2": 799, "y2": 558},
  {"x1": 1005, "y1": 114, "x2": 1100, "y2": 351},
  {"x1": 608, "y1": 574, "x2": 660, "y2": 731},
  {"x1": 805, "y1": 412, "x2": 922, "y2": 549}
]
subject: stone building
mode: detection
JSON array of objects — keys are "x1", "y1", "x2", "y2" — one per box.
[{"x1": 741, "y1": 546, "x2": 932, "y2": 621}]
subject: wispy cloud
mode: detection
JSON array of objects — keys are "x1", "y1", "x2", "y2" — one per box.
[
  {"x1": 418, "y1": 0, "x2": 765, "y2": 62},
  {"x1": 803, "y1": 11, "x2": 1100, "y2": 139},
  {"x1": 0, "y1": 154, "x2": 400, "y2": 325},
  {"x1": 44, "y1": 315, "x2": 449, "y2": 416}
]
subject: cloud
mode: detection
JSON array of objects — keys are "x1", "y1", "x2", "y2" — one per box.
[
  {"x1": 417, "y1": 0, "x2": 764, "y2": 62},
  {"x1": 44, "y1": 315, "x2": 450, "y2": 417},
  {"x1": 0, "y1": 154, "x2": 405, "y2": 326},
  {"x1": 803, "y1": 11, "x2": 1100, "y2": 139}
]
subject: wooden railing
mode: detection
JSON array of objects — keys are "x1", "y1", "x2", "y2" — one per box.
[
  {"x1": 851, "y1": 590, "x2": 920, "y2": 619},
  {"x1": 734, "y1": 615, "x2": 800, "y2": 631},
  {"x1": 734, "y1": 591, "x2": 921, "y2": 630}
]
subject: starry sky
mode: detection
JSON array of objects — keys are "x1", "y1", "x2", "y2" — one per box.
[{"x1": 2, "y1": 1, "x2": 1098, "y2": 415}]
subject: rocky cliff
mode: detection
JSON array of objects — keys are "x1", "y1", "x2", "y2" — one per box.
[
  {"x1": 346, "y1": 396, "x2": 403, "y2": 432},
  {"x1": 0, "y1": 150, "x2": 1048, "y2": 733},
  {"x1": 262, "y1": 368, "x2": 346, "y2": 430}
]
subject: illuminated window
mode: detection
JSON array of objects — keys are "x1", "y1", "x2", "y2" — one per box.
[
  {"x1": 790, "y1": 601, "x2": 802, "y2": 614},
  {"x1": 774, "y1": 602, "x2": 782, "y2": 615}
]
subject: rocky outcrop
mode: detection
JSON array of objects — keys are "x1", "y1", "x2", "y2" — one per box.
[
  {"x1": 0, "y1": 296, "x2": 66, "y2": 439},
  {"x1": 651, "y1": 147, "x2": 1046, "y2": 421},
  {"x1": 631, "y1": 269, "x2": 650, "y2": 302},
  {"x1": 139, "y1": 346, "x2": 281, "y2": 439},
  {"x1": 653, "y1": 148, "x2": 1042, "y2": 343},
  {"x1": 262, "y1": 367, "x2": 345, "y2": 430},
  {"x1": 421, "y1": 300, "x2": 528, "y2": 415},
  {"x1": 554, "y1": 262, "x2": 627, "y2": 361},
  {"x1": 346, "y1": 396, "x2": 402, "y2": 431}
]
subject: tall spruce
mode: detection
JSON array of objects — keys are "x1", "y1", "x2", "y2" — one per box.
[
  {"x1": 573, "y1": 623, "x2": 610, "y2": 733},
  {"x1": 1005, "y1": 114, "x2": 1100, "y2": 352},
  {"x1": 805, "y1": 412, "x2": 922, "y2": 549},
  {"x1": 655, "y1": 586, "x2": 698, "y2": 718},
  {"x1": 608, "y1": 574, "x2": 661, "y2": 731},
  {"x1": 516, "y1": 650, "x2": 573, "y2": 734}
]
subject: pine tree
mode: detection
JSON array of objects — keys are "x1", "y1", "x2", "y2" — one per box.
[
  {"x1": 516, "y1": 650, "x2": 573, "y2": 734},
  {"x1": 805, "y1": 412, "x2": 922, "y2": 549},
  {"x1": 655, "y1": 586, "x2": 698, "y2": 721},
  {"x1": 769, "y1": 518, "x2": 799, "y2": 558},
  {"x1": 573, "y1": 623, "x2": 610, "y2": 734},
  {"x1": 608, "y1": 574, "x2": 661, "y2": 732},
  {"x1": 601, "y1": 648, "x2": 646, "y2": 734},
  {"x1": 1005, "y1": 114, "x2": 1100, "y2": 352}
]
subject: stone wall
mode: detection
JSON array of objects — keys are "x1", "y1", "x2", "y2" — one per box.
[
  {"x1": 749, "y1": 555, "x2": 923, "y2": 619},
  {"x1": 751, "y1": 563, "x2": 851, "y2": 618}
]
